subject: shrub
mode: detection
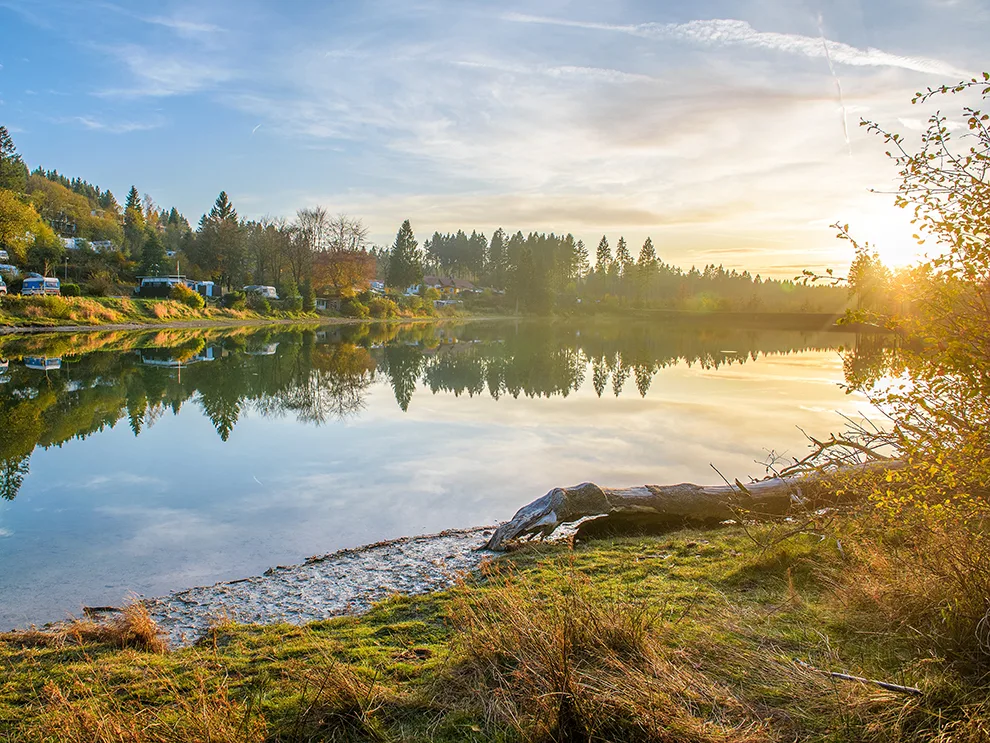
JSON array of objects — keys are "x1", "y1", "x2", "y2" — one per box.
[
  {"x1": 340, "y1": 298, "x2": 369, "y2": 318},
  {"x1": 221, "y1": 290, "x2": 246, "y2": 310},
  {"x1": 170, "y1": 283, "x2": 206, "y2": 309},
  {"x1": 60, "y1": 283, "x2": 81, "y2": 297},
  {"x1": 84, "y1": 270, "x2": 116, "y2": 297},
  {"x1": 246, "y1": 293, "x2": 271, "y2": 314},
  {"x1": 367, "y1": 296, "x2": 399, "y2": 318},
  {"x1": 302, "y1": 279, "x2": 315, "y2": 311},
  {"x1": 281, "y1": 294, "x2": 303, "y2": 312}
]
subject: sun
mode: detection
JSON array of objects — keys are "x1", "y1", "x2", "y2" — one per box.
[{"x1": 842, "y1": 204, "x2": 928, "y2": 269}]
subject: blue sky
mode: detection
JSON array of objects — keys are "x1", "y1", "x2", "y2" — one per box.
[{"x1": 0, "y1": 0, "x2": 985, "y2": 274}]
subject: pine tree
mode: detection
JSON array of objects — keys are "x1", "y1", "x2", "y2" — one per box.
[
  {"x1": 574, "y1": 239, "x2": 590, "y2": 279},
  {"x1": 123, "y1": 186, "x2": 146, "y2": 259},
  {"x1": 0, "y1": 126, "x2": 28, "y2": 193},
  {"x1": 195, "y1": 192, "x2": 245, "y2": 289},
  {"x1": 139, "y1": 226, "x2": 168, "y2": 277},
  {"x1": 209, "y1": 191, "x2": 238, "y2": 222},
  {"x1": 635, "y1": 237, "x2": 659, "y2": 301},
  {"x1": 124, "y1": 186, "x2": 141, "y2": 212},
  {"x1": 386, "y1": 220, "x2": 423, "y2": 290},
  {"x1": 637, "y1": 237, "x2": 658, "y2": 268},
  {"x1": 302, "y1": 278, "x2": 316, "y2": 311},
  {"x1": 614, "y1": 237, "x2": 632, "y2": 277},
  {"x1": 487, "y1": 227, "x2": 507, "y2": 289},
  {"x1": 594, "y1": 236, "x2": 612, "y2": 275}
]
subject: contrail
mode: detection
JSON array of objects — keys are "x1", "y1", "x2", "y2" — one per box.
[
  {"x1": 818, "y1": 13, "x2": 851, "y2": 156},
  {"x1": 251, "y1": 123, "x2": 263, "y2": 135}
]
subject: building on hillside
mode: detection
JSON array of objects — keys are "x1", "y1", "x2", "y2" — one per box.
[
  {"x1": 90, "y1": 241, "x2": 116, "y2": 252},
  {"x1": 419, "y1": 276, "x2": 477, "y2": 297}
]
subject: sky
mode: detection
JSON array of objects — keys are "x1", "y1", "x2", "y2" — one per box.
[{"x1": 0, "y1": 0, "x2": 986, "y2": 276}]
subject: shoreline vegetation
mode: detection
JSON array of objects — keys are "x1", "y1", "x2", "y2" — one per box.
[
  {"x1": 1, "y1": 518, "x2": 986, "y2": 742},
  {"x1": 0, "y1": 292, "x2": 854, "y2": 335},
  {"x1": 0, "y1": 294, "x2": 469, "y2": 333}
]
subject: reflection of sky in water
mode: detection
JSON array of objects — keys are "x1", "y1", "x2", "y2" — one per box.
[{"x1": 0, "y1": 339, "x2": 869, "y2": 629}]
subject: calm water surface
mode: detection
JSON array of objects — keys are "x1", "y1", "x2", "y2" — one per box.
[{"x1": 0, "y1": 319, "x2": 874, "y2": 628}]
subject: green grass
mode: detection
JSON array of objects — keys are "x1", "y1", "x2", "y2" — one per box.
[
  {"x1": 1, "y1": 525, "x2": 986, "y2": 742},
  {"x1": 0, "y1": 295, "x2": 320, "y2": 329}
]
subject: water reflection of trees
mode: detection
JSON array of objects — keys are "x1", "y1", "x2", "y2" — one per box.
[{"x1": 0, "y1": 321, "x2": 877, "y2": 500}]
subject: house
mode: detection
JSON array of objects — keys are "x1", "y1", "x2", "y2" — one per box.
[
  {"x1": 315, "y1": 297, "x2": 342, "y2": 312},
  {"x1": 420, "y1": 275, "x2": 476, "y2": 297},
  {"x1": 370, "y1": 280, "x2": 385, "y2": 293},
  {"x1": 61, "y1": 237, "x2": 84, "y2": 250},
  {"x1": 90, "y1": 241, "x2": 116, "y2": 253}
]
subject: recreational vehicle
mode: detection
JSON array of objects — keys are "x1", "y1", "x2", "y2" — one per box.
[{"x1": 21, "y1": 276, "x2": 60, "y2": 296}]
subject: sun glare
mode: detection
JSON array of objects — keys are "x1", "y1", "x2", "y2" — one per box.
[{"x1": 843, "y1": 205, "x2": 927, "y2": 269}]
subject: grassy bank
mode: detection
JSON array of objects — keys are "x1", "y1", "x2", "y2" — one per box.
[
  {"x1": 0, "y1": 295, "x2": 315, "y2": 329},
  {"x1": 2, "y1": 523, "x2": 985, "y2": 742},
  {"x1": 0, "y1": 295, "x2": 475, "y2": 333}
]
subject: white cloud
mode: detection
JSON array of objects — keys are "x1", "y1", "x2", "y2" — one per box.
[
  {"x1": 144, "y1": 15, "x2": 223, "y2": 36},
  {"x1": 63, "y1": 115, "x2": 163, "y2": 133},
  {"x1": 97, "y1": 44, "x2": 233, "y2": 97},
  {"x1": 504, "y1": 14, "x2": 972, "y2": 78}
]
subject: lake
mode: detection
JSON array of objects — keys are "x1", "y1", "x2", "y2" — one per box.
[{"x1": 0, "y1": 318, "x2": 876, "y2": 629}]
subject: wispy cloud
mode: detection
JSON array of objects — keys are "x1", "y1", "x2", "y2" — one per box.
[
  {"x1": 454, "y1": 59, "x2": 653, "y2": 84},
  {"x1": 504, "y1": 14, "x2": 972, "y2": 78},
  {"x1": 96, "y1": 44, "x2": 233, "y2": 97},
  {"x1": 62, "y1": 114, "x2": 163, "y2": 133},
  {"x1": 143, "y1": 15, "x2": 223, "y2": 36}
]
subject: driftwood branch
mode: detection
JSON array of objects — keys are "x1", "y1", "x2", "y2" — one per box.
[
  {"x1": 485, "y1": 463, "x2": 900, "y2": 551},
  {"x1": 793, "y1": 658, "x2": 922, "y2": 695}
]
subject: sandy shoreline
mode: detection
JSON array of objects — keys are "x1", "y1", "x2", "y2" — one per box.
[{"x1": 141, "y1": 527, "x2": 496, "y2": 647}]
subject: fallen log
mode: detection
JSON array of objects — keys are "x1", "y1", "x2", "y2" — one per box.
[{"x1": 485, "y1": 464, "x2": 898, "y2": 551}]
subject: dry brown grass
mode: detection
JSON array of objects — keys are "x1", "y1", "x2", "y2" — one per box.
[
  {"x1": 2, "y1": 604, "x2": 168, "y2": 654},
  {"x1": 279, "y1": 661, "x2": 390, "y2": 742},
  {"x1": 445, "y1": 564, "x2": 777, "y2": 743},
  {"x1": 33, "y1": 669, "x2": 266, "y2": 743},
  {"x1": 832, "y1": 514, "x2": 990, "y2": 671}
]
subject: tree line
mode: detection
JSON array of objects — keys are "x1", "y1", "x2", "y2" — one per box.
[
  {"x1": 379, "y1": 223, "x2": 849, "y2": 314},
  {"x1": 2, "y1": 124, "x2": 849, "y2": 314}
]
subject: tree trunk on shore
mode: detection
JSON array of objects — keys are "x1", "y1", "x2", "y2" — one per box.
[{"x1": 485, "y1": 464, "x2": 898, "y2": 551}]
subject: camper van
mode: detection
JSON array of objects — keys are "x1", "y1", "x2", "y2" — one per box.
[
  {"x1": 0, "y1": 250, "x2": 8, "y2": 262},
  {"x1": 192, "y1": 280, "x2": 218, "y2": 298},
  {"x1": 21, "y1": 276, "x2": 61, "y2": 296},
  {"x1": 136, "y1": 276, "x2": 185, "y2": 298},
  {"x1": 243, "y1": 285, "x2": 279, "y2": 299}
]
